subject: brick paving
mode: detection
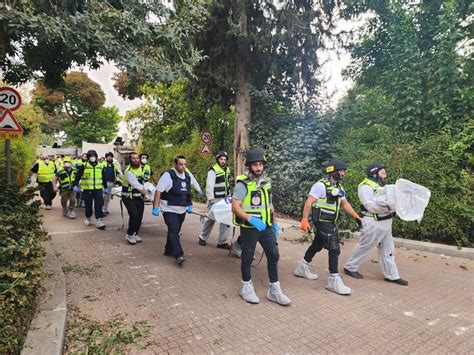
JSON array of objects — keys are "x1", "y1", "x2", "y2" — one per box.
[{"x1": 43, "y1": 197, "x2": 474, "y2": 354}]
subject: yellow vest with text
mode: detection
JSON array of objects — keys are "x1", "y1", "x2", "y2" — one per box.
[
  {"x1": 122, "y1": 166, "x2": 144, "y2": 199},
  {"x1": 312, "y1": 178, "x2": 342, "y2": 223},
  {"x1": 211, "y1": 163, "x2": 231, "y2": 198},
  {"x1": 37, "y1": 160, "x2": 55, "y2": 183},
  {"x1": 81, "y1": 162, "x2": 103, "y2": 190},
  {"x1": 233, "y1": 175, "x2": 272, "y2": 228},
  {"x1": 57, "y1": 167, "x2": 76, "y2": 190}
]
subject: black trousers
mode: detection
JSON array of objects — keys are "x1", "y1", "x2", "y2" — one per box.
[
  {"x1": 82, "y1": 189, "x2": 104, "y2": 219},
  {"x1": 240, "y1": 227, "x2": 279, "y2": 283},
  {"x1": 122, "y1": 198, "x2": 144, "y2": 236},
  {"x1": 163, "y1": 212, "x2": 186, "y2": 259},
  {"x1": 304, "y1": 222, "x2": 340, "y2": 274},
  {"x1": 38, "y1": 182, "x2": 56, "y2": 205}
]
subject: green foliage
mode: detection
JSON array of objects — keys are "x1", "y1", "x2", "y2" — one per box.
[
  {"x1": 33, "y1": 72, "x2": 120, "y2": 144},
  {"x1": 252, "y1": 110, "x2": 333, "y2": 216},
  {"x1": 0, "y1": 1, "x2": 206, "y2": 88},
  {"x1": 141, "y1": 132, "x2": 221, "y2": 199},
  {"x1": 333, "y1": 123, "x2": 473, "y2": 247},
  {"x1": 341, "y1": 0, "x2": 472, "y2": 131},
  {"x1": 0, "y1": 183, "x2": 49, "y2": 353}
]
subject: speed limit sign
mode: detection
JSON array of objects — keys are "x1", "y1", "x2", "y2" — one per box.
[
  {"x1": 200, "y1": 130, "x2": 213, "y2": 144},
  {"x1": 0, "y1": 87, "x2": 22, "y2": 111}
]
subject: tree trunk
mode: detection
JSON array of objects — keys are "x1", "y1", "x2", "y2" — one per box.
[{"x1": 233, "y1": 0, "x2": 251, "y2": 177}]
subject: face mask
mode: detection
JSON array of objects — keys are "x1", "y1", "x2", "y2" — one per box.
[
  {"x1": 89, "y1": 156, "x2": 96, "y2": 163},
  {"x1": 64, "y1": 163, "x2": 71, "y2": 168},
  {"x1": 141, "y1": 158, "x2": 147, "y2": 165},
  {"x1": 44, "y1": 159, "x2": 49, "y2": 164}
]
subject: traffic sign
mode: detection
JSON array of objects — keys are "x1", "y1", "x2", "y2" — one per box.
[
  {"x1": 0, "y1": 87, "x2": 22, "y2": 111},
  {"x1": 0, "y1": 109, "x2": 23, "y2": 140},
  {"x1": 200, "y1": 130, "x2": 213, "y2": 144},
  {"x1": 200, "y1": 143, "x2": 212, "y2": 155}
]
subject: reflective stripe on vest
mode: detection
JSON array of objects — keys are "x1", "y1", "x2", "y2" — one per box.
[
  {"x1": 81, "y1": 162, "x2": 103, "y2": 190},
  {"x1": 233, "y1": 175, "x2": 272, "y2": 228},
  {"x1": 211, "y1": 163, "x2": 231, "y2": 198},
  {"x1": 358, "y1": 178, "x2": 393, "y2": 221},
  {"x1": 37, "y1": 160, "x2": 55, "y2": 183},
  {"x1": 57, "y1": 168, "x2": 76, "y2": 190},
  {"x1": 121, "y1": 165, "x2": 144, "y2": 199},
  {"x1": 312, "y1": 178, "x2": 342, "y2": 223}
]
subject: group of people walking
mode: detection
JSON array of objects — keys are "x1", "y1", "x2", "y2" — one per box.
[{"x1": 33, "y1": 147, "x2": 408, "y2": 307}]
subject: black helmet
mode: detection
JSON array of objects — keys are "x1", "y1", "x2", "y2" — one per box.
[
  {"x1": 105, "y1": 151, "x2": 114, "y2": 158},
  {"x1": 366, "y1": 162, "x2": 385, "y2": 178},
  {"x1": 215, "y1": 150, "x2": 228, "y2": 161},
  {"x1": 245, "y1": 148, "x2": 266, "y2": 166},
  {"x1": 86, "y1": 150, "x2": 98, "y2": 158},
  {"x1": 323, "y1": 160, "x2": 347, "y2": 174}
]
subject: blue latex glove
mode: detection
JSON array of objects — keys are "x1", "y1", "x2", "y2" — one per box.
[
  {"x1": 73, "y1": 186, "x2": 81, "y2": 193},
  {"x1": 187, "y1": 205, "x2": 193, "y2": 214},
  {"x1": 198, "y1": 191, "x2": 203, "y2": 199},
  {"x1": 248, "y1": 216, "x2": 266, "y2": 232},
  {"x1": 273, "y1": 223, "x2": 280, "y2": 236},
  {"x1": 152, "y1": 207, "x2": 160, "y2": 216},
  {"x1": 103, "y1": 187, "x2": 109, "y2": 193}
]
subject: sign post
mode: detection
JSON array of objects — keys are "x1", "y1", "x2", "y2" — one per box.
[
  {"x1": 200, "y1": 130, "x2": 213, "y2": 156},
  {"x1": 0, "y1": 87, "x2": 23, "y2": 183}
]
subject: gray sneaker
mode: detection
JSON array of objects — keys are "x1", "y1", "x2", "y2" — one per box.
[
  {"x1": 95, "y1": 218, "x2": 106, "y2": 230},
  {"x1": 134, "y1": 233, "x2": 142, "y2": 243},
  {"x1": 62, "y1": 207, "x2": 68, "y2": 216},
  {"x1": 126, "y1": 234, "x2": 137, "y2": 245},
  {"x1": 84, "y1": 217, "x2": 92, "y2": 226},
  {"x1": 68, "y1": 210, "x2": 76, "y2": 219}
]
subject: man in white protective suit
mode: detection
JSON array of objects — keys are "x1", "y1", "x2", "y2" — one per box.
[{"x1": 343, "y1": 162, "x2": 408, "y2": 286}]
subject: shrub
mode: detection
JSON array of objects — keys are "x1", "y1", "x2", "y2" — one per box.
[{"x1": 0, "y1": 183, "x2": 49, "y2": 353}]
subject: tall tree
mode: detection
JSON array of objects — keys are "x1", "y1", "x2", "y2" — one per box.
[
  {"x1": 33, "y1": 71, "x2": 120, "y2": 145},
  {"x1": 0, "y1": 0, "x2": 205, "y2": 88}
]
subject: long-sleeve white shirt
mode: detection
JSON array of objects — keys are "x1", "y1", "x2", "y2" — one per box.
[
  {"x1": 205, "y1": 169, "x2": 216, "y2": 201},
  {"x1": 156, "y1": 168, "x2": 201, "y2": 214}
]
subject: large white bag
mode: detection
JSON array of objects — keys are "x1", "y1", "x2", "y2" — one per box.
[
  {"x1": 209, "y1": 197, "x2": 234, "y2": 226},
  {"x1": 373, "y1": 179, "x2": 431, "y2": 222}
]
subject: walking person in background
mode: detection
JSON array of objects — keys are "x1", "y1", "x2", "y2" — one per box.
[
  {"x1": 52, "y1": 156, "x2": 77, "y2": 219},
  {"x1": 103, "y1": 151, "x2": 122, "y2": 215},
  {"x1": 122, "y1": 152, "x2": 147, "y2": 245},
  {"x1": 73, "y1": 150, "x2": 106, "y2": 230},
  {"x1": 29, "y1": 153, "x2": 57, "y2": 210},
  {"x1": 198, "y1": 150, "x2": 232, "y2": 250},
  {"x1": 152, "y1": 155, "x2": 196, "y2": 266}
]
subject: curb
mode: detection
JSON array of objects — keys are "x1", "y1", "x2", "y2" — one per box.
[
  {"x1": 21, "y1": 240, "x2": 67, "y2": 355},
  {"x1": 349, "y1": 232, "x2": 474, "y2": 260}
]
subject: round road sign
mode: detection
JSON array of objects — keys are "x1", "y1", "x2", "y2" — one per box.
[
  {"x1": 0, "y1": 87, "x2": 22, "y2": 111},
  {"x1": 200, "y1": 130, "x2": 213, "y2": 144}
]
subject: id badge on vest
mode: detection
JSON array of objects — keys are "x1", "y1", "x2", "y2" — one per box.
[
  {"x1": 250, "y1": 190, "x2": 262, "y2": 208},
  {"x1": 180, "y1": 181, "x2": 188, "y2": 192}
]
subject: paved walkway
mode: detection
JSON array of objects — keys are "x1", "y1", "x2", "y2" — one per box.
[{"x1": 43, "y1": 197, "x2": 474, "y2": 354}]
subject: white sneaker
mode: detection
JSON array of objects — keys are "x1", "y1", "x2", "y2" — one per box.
[
  {"x1": 84, "y1": 217, "x2": 92, "y2": 226},
  {"x1": 45, "y1": 205, "x2": 52, "y2": 210},
  {"x1": 294, "y1": 258, "x2": 319, "y2": 280},
  {"x1": 126, "y1": 234, "x2": 137, "y2": 245},
  {"x1": 96, "y1": 218, "x2": 106, "y2": 230},
  {"x1": 134, "y1": 233, "x2": 142, "y2": 243},
  {"x1": 240, "y1": 280, "x2": 259, "y2": 304},
  {"x1": 267, "y1": 281, "x2": 291, "y2": 306},
  {"x1": 326, "y1": 273, "x2": 352, "y2": 295},
  {"x1": 231, "y1": 243, "x2": 242, "y2": 258},
  {"x1": 68, "y1": 210, "x2": 76, "y2": 219}
]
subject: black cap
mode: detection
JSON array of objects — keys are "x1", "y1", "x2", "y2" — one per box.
[
  {"x1": 323, "y1": 160, "x2": 348, "y2": 174},
  {"x1": 86, "y1": 150, "x2": 98, "y2": 158},
  {"x1": 366, "y1": 162, "x2": 385, "y2": 177},
  {"x1": 245, "y1": 148, "x2": 266, "y2": 166}
]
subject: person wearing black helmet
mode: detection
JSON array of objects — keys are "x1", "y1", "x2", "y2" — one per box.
[
  {"x1": 294, "y1": 160, "x2": 362, "y2": 296},
  {"x1": 344, "y1": 163, "x2": 408, "y2": 286},
  {"x1": 198, "y1": 150, "x2": 233, "y2": 249},
  {"x1": 232, "y1": 148, "x2": 291, "y2": 306},
  {"x1": 73, "y1": 149, "x2": 107, "y2": 229}
]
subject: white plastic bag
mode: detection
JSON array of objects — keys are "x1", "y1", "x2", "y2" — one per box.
[
  {"x1": 144, "y1": 182, "x2": 156, "y2": 201},
  {"x1": 372, "y1": 179, "x2": 431, "y2": 222},
  {"x1": 209, "y1": 197, "x2": 234, "y2": 226},
  {"x1": 394, "y1": 178, "x2": 431, "y2": 222}
]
